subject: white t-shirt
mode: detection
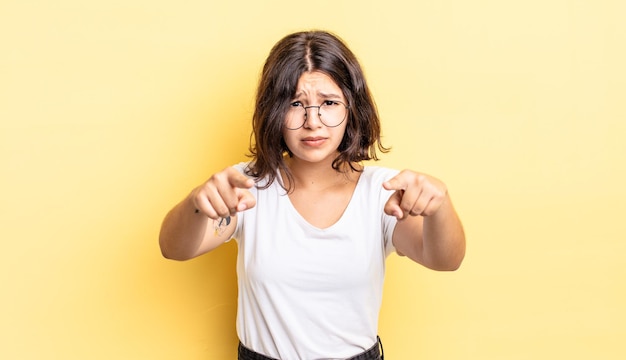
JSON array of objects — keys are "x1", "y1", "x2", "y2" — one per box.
[{"x1": 233, "y1": 163, "x2": 398, "y2": 360}]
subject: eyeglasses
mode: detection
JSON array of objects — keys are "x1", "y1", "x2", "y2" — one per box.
[{"x1": 284, "y1": 100, "x2": 349, "y2": 130}]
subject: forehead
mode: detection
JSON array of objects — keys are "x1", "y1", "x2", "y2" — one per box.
[{"x1": 293, "y1": 71, "x2": 344, "y2": 99}]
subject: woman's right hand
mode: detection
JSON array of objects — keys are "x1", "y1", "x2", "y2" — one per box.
[{"x1": 191, "y1": 167, "x2": 256, "y2": 220}]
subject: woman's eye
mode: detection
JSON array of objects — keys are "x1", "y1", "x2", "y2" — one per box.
[
  {"x1": 323, "y1": 100, "x2": 338, "y2": 106},
  {"x1": 290, "y1": 101, "x2": 302, "y2": 107}
]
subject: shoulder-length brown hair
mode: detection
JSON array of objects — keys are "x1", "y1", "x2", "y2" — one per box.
[{"x1": 246, "y1": 30, "x2": 389, "y2": 190}]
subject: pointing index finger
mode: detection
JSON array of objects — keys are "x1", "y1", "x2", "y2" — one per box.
[
  {"x1": 228, "y1": 168, "x2": 255, "y2": 189},
  {"x1": 383, "y1": 175, "x2": 406, "y2": 191}
]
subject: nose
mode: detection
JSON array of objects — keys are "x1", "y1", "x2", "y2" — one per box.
[{"x1": 303, "y1": 105, "x2": 323, "y2": 128}]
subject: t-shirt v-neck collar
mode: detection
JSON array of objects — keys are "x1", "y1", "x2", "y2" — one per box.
[{"x1": 277, "y1": 168, "x2": 366, "y2": 231}]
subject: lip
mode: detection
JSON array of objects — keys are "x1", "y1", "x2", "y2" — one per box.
[{"x1": 301, "y1": 136, "x2": 327, "y2": 147}]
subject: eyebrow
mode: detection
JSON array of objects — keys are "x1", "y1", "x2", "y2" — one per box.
[
  {"x1": 318, "y1": 91, "x2": 343, "y2": 99},
  {"x1": 292, "y1": 91, "x2": 343, "y2": 100}
]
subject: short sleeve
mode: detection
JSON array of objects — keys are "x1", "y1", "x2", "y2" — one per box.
[
  {"x1": 382, "y1": 212, "x2": 397, "y2": 257},
  {"x1": 372, "y1": 167, "x2": 399, "y2": 257},
  {"x1": 231, "y1": 162, "x2": 254, "y2": 242}
]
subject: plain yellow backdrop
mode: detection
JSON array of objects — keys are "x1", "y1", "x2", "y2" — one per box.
[{"x1": 1, "y1": 0, "x2": 624, "y2": 359}]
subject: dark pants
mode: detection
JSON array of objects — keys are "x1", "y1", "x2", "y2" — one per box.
[{"x1": 238, "y1": 336, "x2": 384, "y2": 360}]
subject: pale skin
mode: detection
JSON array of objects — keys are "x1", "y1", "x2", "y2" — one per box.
[{"x1": 159, "y1": 71, "x2": 465, "y2": 271}]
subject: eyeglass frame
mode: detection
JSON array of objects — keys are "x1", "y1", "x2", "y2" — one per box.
[{"x1": 284, "y1": 100, "x2": 350, "y2": 130}]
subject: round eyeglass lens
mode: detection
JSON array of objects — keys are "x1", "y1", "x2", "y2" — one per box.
[{"x1": 285, "y1": 101, "x2": 348, "y2": 130}]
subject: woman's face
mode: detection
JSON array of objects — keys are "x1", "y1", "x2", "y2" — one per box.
[{"x1": 282, "y1": 71, "x2": 348, "y2": 165}]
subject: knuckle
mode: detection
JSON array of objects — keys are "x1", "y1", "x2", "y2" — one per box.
[
  {"x1": 200, "y1": 179, "x2": 216, "y2": 193},
  {"x1": 192, "y1": 189, "x2": 206, "y2": 204},
  {"x1": 210, "y1": 171, "x2": 226, "y2": 183},
  {"x1": 214, "y1": 204, "x2": 230, "y2": 217},
  {"x1": 213, "y1": 167, "x2": 234, "y2": 181}
]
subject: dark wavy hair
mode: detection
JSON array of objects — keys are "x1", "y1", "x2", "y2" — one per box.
[{"x1": 246, "y1": 30, "x2": 389, "y2": 190}]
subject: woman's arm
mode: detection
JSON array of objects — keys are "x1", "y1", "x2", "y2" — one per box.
[
  {"x1": 159, "y1": 167, "x2": 255, "y2": 261},
  {"x1": 384, "y1": 170, "x2": 466, "y2": 271}
]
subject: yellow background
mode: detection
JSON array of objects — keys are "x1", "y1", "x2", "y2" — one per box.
[{"x1": 1, "y1": 0, "x2": 624, "y2": 359}]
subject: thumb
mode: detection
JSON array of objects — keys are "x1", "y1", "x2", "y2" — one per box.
[
  {"x1": 236, "y1": 189, "x2": 256, "y2": 212},
  {"x1": 384, "y1": 190, "x2": 404, "y2": 219}
]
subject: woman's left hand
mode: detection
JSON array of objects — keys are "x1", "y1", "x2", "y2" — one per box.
[{"x1": 383, "y1": 170, "x2": 448, "y2": 220}]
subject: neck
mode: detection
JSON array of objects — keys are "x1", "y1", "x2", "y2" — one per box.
[{"x1": 284, "y1": 156, "x2": 361, "y2": 190}]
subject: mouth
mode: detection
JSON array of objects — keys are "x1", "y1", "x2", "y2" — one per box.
[{"x1": 301, "y1": 136, "x2": 327, "y2": 146}]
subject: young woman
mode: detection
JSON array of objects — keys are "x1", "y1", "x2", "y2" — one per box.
[{"x1": 159, "y1": 30, "x2": 465, "y2": 360}]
